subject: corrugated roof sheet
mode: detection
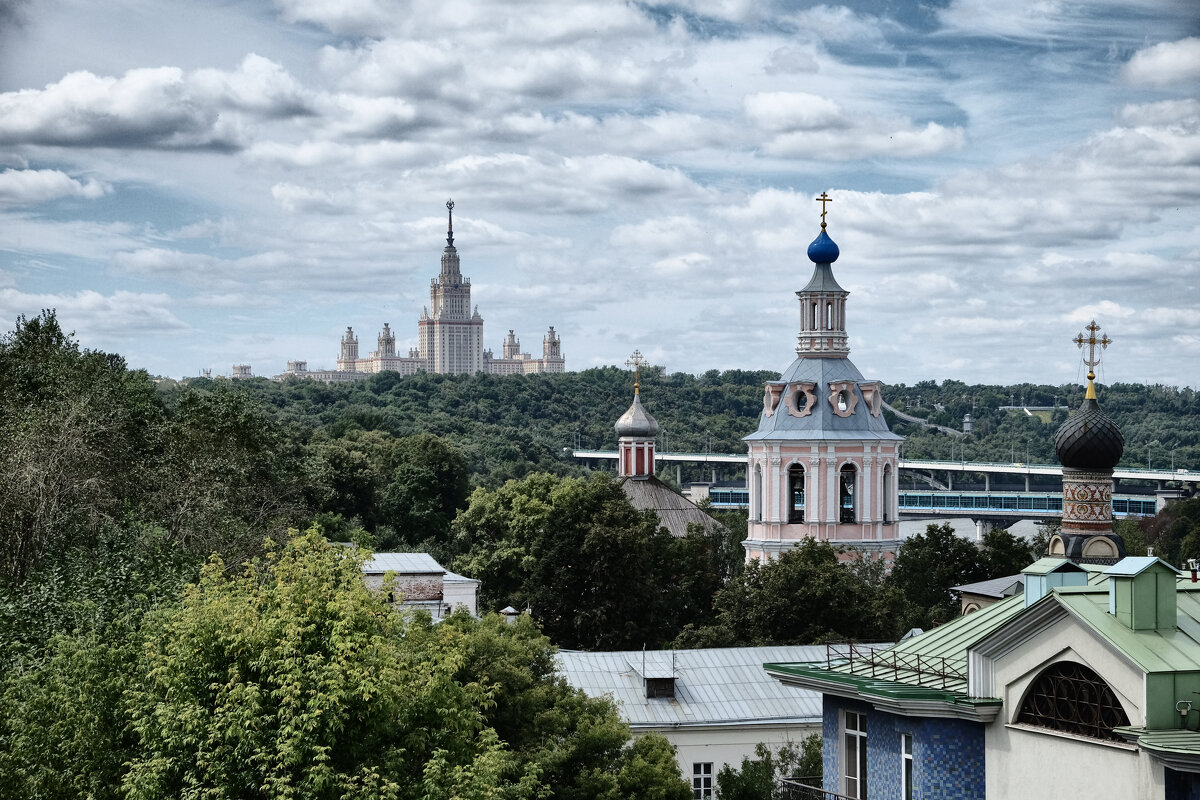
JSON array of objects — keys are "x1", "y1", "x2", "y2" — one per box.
[
  {"x1": 952, "y1": 574, "x2": 1026, "y2": 598},
  {"x1": 620, "y1": 476, "x2": 724, "y2": 538},
  {"x1": 361, "y1": 552, "x2": 444, "y2": 574},
  {"x1": 556, "y1": 646, "x2": 828, "y2": 727}
]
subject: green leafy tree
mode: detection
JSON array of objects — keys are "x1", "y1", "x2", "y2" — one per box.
[
  {"x1": 676, "y1": 540, "x2": 900, "y2": 647},
  {"x1": 154, "y1": 382, "x2": 306, "y2": 561},
  {"x1": 980, "y1": 527, "x2": 1038, "y2": 577},
  {"x1": 0, "y1": 311, "x2": 164, "y2": 581},
  {"x1": 715, "y1": 736, "x2": 822, "y2": 800},
  {"x1": 379, "y1": 433, "x2": 471, "y2": 552},
  {"x1": 452, "y1": 472, "x2": 683, "y2": 649},
  {"x1": 888, "y1": 523, "x2": 986, "y2": 628}
]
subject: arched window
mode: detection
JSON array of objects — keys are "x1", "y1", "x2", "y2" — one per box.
[
  {"x1": 1017, "y1": 661, "x2": 1130, "y2": 741},
  {"x1": 788, "y1": 463, "x2": 805, "y2": 523},
  {"x1": 839, "y1": 464, "x2": 857, "y2": 523},
  {"x1": 754, "y1": 465, "x2": 763, "y2": 522},
  {"x1": 882, "y1": 464, "x2": 893, "y2": 523},
  {"x1": 826, "y1": 301, "x2": 834, "y2": 329},
  {"x1": 811, "y1": 302, "x2": 818, "y2": 330}
]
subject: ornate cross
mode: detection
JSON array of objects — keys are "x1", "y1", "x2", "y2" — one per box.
[
  {"x1": 816, "y1": 192, "x2": 832, "y2": 229},
  {"x1": 1073, "y1": 320, "x2": 1111, "y2": 381},
  {"x1": 625, "y1": 349, "x2": 646, "y2": 394}
]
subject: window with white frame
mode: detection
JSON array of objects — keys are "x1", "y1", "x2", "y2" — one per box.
[
  {"x1": 843, "y1": 710, "x2": 868, "y2": 799},
  {"x1": 692, "y1": 762, "x2": 713, "y2": 799},
  {"x1": 901, "y1": 733, "x2": 913, "y2": 800}
]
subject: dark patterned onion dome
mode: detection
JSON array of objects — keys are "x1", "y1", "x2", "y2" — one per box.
[
  {"x1": 615, "y1": 394, "x2": 659, "y2": 438},
  {"x1": 1054, "y1": 397, "x2": 1124, "y2": 469},
  {"x1": 807, "y1": 229, "x2": 840, "y2": 264}
]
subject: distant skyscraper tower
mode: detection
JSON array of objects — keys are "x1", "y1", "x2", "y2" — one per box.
[
  {"x1": 337, "y1": 327, "x2": 359, "y2": 372},
  {"x1": 742, "y1": 194, "x2": 903, "y2": 562},
  {"x1": 418, "y1": 199, "x2": 484, "y2": 374}
]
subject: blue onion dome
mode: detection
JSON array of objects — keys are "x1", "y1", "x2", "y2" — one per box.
[
  {"x1": 807, "y1": 229, "x2": 840, "y2": 264},
  {"x1": 615, "y1": 394, "x2": 659, "y2": 438},
  {"x1": 1054, "y1": 397, "x2": 1124, "y2": 470}
]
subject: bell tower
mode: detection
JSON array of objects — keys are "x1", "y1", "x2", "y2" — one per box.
[
  {"x1": 615, "y1": 350, "x2": 658, "y2": 479},
  {"x1": 743, "y1": 194, "x2": 903, "y2": 562}
]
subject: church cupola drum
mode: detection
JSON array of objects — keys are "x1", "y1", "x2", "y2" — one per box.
[
  {"x1": 615, "y1": 350, "x2": 658, "y2": 479},
  {"x1": 742, "y1": 193, "x2": 903, "y2": 562}
]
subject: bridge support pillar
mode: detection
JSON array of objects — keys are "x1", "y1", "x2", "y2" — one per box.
[
  {"x1": 976, "y1": 519, "x2": 986, "y2": 543},
  {"x1": 676, "y1": 465, "x2": 682, "y2": 486},
  {"x1": 984, "y1": 473, "x2": 991, "y2": 491},
  {"x1": 947, "y1": 472, "x2": 953, "y2": 490},
  {"x1": 712, "y1": 467, "x2": 718, "y2": 484},
  {"x1": 1025, "y1": 475, "x2": 1030, "y2": 492}
]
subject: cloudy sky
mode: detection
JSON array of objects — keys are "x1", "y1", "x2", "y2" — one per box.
[{"x1": 1, "y1": 0, "x2": 1197, "y2": 386}]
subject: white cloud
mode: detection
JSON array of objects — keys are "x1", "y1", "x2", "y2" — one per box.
[
  {"x1": 744, "y1": 92, "x2": 847, "y2": 132},
  {"x1": 0, "y1": 168, "x2": 109, "y2": 205},
  {"x1": 0, "y1": 288, "x2": 188, "y2": 337},
  {"x1": 1122, "y1": 37, "x2": 1200, "y2": 87},
  {"x1": 0, "y1": 56, "x2": 309, "y2": 150}
]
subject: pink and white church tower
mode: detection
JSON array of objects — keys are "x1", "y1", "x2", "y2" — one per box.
[
  {"x1": 742, "y1": 196, "x2": 903, "y2": 562},
  {"x1": 615, "y1": 350, "x2": 659, "y2": 479}
]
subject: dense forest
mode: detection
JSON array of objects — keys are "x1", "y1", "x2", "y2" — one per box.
[{"x1": 3, "y1": 311, "x2": 1200, "y2": 798}]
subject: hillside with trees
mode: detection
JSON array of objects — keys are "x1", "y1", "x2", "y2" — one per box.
[{"x1": 3, "y1": 312, "x2": 1200, "y2": 797}]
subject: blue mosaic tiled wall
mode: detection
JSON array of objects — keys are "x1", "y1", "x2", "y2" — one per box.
[{"x1": 822, "y1": 696, "x2": 985, "y2": 800}]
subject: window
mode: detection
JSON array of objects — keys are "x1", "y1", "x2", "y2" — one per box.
[
  {"x1": 692, "y1": 762, "x2": 713, "y2": 799},
  {"x1": 1016, "y1": 660, "x2": 1130, "y2": 741},
  {"x1": 901, "y1": 733, "x2": 913, "y2": 800},
  {"x1": 882, "y1": 465, "x2": 893, "y2": 523},
  {"x1": 788, "y1": 463, "x2": 805, "y2": 523},
  {"x1": 839, "y1": 464, "x2": 858, "y2": 523},
  {"x1": 843, "y1": 711, "x2": 867, "y2": 799}
]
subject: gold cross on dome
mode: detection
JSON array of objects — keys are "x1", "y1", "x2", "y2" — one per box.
[
  {"x1": 1073, "y1": 320, "x2": 1111, "y2": 378},
  {"x1": 816, "y1": 192, "x2": 832, "y2": 229},
  {"x1": 625, "y1": 349, "x2": 646, "y2": 395}
]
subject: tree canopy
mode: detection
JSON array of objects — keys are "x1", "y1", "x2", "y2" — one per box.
[{"x1": 0, "y1": 529, "x2": 691, "y2": 800}]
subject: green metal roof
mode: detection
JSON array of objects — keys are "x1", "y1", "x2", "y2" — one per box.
[
  {"x1": 1023, "y1": 557, "x2": 1088, "y2": 576},
  {"x1": 1044, "y1": 583, "x2": 1200, "y2": 674},
  {"x1": 1105, "y1": 556, "x2": 1183, "y2": 577}
]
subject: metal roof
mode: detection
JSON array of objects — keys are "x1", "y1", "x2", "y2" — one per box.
[
  {"x1": 952, "y1": 574, "x2": 1026, "y2": 599},
  {"x1": 1105, "y1": 556, "x2": 1183, "y2": 577},
  {"x1": 556, "y1": 646, "x2": 828, "y2": 728},
  {"x1": 744, "y1": 356, "x2": 902, "y2": 443},
  {"x1": 620, "y1": 476, "x2": 724, "y2": 538},
  {"x1": 361, "y1": 552, "x2": 444, "y2": 574}
]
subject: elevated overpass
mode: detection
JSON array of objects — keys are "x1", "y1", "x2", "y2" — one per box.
[{"x1": 570, "y1": 450, "x2": 1200, "y2": 487}]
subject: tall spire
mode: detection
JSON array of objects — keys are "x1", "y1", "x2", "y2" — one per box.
[{"x1": 446, "y1": 198, "x2": 455, "y2": 247}]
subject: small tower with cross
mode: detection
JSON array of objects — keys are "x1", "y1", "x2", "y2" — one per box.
[
  {"x1": 743, "y1": 193, "x2": 903, "y2": 563},
  {"x1": 615, "y1": 350, "x2": 659, "y2": 479},
  {"x1": 1049, "y1": 320, "x2": 1127, "y2": 563}
]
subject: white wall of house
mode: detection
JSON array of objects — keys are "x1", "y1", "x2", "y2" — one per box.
[
  {"x1": 984, "y1": 613, "x2": 1164, "y2": 799},
  {"x1": 636, "y1": 721, "x2": 821, "y2": 787}
]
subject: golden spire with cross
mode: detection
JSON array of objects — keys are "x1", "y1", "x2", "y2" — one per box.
[
  {"x1": 816, "y1": 192, "x2": 832, "y2": 230},
  {"x1": 1073, "y1": 319, "x2": 1111, "y2": 400},
  {"x1": 625, "y1": 349, "x2": 647, "y2": 396}
]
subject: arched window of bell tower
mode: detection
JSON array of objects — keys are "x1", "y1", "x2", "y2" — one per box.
[
  {"x1": 826, "y1": 301, "x2": 833, "y2": 330},
  {"x1": 753, "y1": 464, "x2": 763, "y2": 522},
  {"x1": 839, "y1": 463, "x2": 858, "y2": 524},
  {"x1": 787, "y1": 463, "x2": 805, "y2": 523},
  {"x1": 882, "y1": 464, "x2": 893, "y2": 523}
]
